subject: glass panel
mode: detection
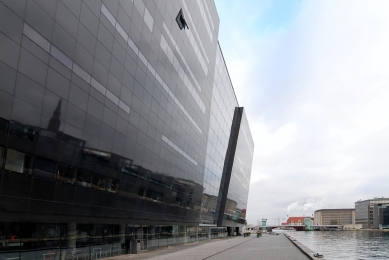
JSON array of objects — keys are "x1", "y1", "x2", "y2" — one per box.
[
  {"x1": 9, "y1": 123, "x2": 37, "y2": 141},
  {"x1": 125, "y1": 225, "x2": 134, "y2": 254},
  {"x1": 72, "y1": 63, "x2": 91, "y2": 83},
  {"x1": 106, "y1": 179, "x2": 119, "y2": 193},
  {"x1": 110, "y1": 224, "x2": 125, "y2": 256},
  {"x1": 132, "y1": 225, "x2": 147, "y2": 250},
  {"x1": 23, "y1": 23, "x2": 51, "y2": 52},
  {"x1": 76, "y1": 170, "x2": 92, "y2": 187},
  {"x1": 186, "y1": 226, "x2": 196, "y2": 243},
  {"x1": 95, "y1": 156, "x2": 110, "y2": 168},
  {"x1": 56, "y1": 164, "x2": 76, "y2": 185},
  {"x1": 167, "y1": 226, "x2": 176, "y2": 247},
  {"x1": 137, "y1": 187, "x2": 145, "y2": 197},
  {"x1": 0, "y1": 222, "x2": 20, "y2": 259},
  {"x1": 198, "y1": 226, "x2": 209, "y2": 241},
  {"x1": 147, "y1": 225, "x2": 157, "y2": 250},
  {"x1": 175, "y1": 226, "x2": 186, "y2": 245},
  {"x1": 0, "y1": 146, "x2": 4, "y2": 168},
  {"x1": 33, "y1": 156, "x2": 57, "y2": 180},
  {"x1": 105, "y1": 90, "x2": 119, "y2": 105},
  {"x1": 91, "y1": 78, "x2": 106, "y2": 95},
  {"x1": 92, "y1": 174, "x2": 106, "y2": 191},
  {"x1": 101, "y1": 3, "x2": 116, "y2": 27},
  {"x1": 140, "y1": 226, "x2": 148, "y2": 251},
  {"x1": 0, "y1": 118, "x2": 9, "y2": 132},
  {"x1": 156, "y1": 226, "x2": 167, "y2": 247},
  {"x1": 82, "y1": 152, "x2": 95, "y2": 162},
  {"x1": 61, "y1": 223, "x2": 90, "y2": 259},
  {"x1": 5, "y1": 149, "x2": 34, "y2": 175},
  {"x1": 20, "y1": 223, "x2": 61, "y2": 260},
  {"x1": 50, "y1": 45, "x2": 72, "y2": 69},
  {"x1": 116, "y1": 159, "x2": 131, "y2": 174},
  {"x1": 90, "y1": 224, "x2": 111, "y2": 259}
]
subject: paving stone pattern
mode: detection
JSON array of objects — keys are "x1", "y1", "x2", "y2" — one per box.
[{"x1": 105, "y1": 234, "x2": 311, "y2": 260}]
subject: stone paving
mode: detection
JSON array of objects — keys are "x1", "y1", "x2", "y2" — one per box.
[{"x1": 105, "y1": 234, "x2": 311, "y2": 260}]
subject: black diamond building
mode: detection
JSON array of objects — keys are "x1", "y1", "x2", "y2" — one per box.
[{"x1": 0, "y1": 0, "x2": 254, "y2": 259}]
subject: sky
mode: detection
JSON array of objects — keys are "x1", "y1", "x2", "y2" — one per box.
[{"x1": 214, "y1": 0, "x2": 389, "y2": 225}]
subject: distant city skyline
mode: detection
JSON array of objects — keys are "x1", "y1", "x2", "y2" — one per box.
[{"x1": 215, "y1": 0, "x2": 389, "y2": 224}]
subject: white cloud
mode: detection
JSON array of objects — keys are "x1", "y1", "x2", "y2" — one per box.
[{"x1": 217, "y1": 0, "x2": 389, "y2": 224}]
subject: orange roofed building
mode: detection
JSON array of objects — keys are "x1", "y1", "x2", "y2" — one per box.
[{"x1": 282, "y1": 217, "x2": 306, "y2": 226}]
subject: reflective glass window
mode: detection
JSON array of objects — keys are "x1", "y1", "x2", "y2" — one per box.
[
  {"x1": 111, "y1": 224, "x2": 125, "y2": 256},
  {"x1": 82, "y1": 152, "x2": 95, "y2": 162},
  {"x1": 107, "y1": 178, "x2": 119, "y2": 193},
  {"x1": 90, "y1": 224, "x2": 111, "y2": 257},
  {"x1": 92, "y1": 174, "x2": 107, "y2": 191},
  {"x1": 145, "y1": 189, "x2": 152, "y2": 199},
  {"x1": 33, "y1": 156, "x2": 57, "y2": 180},
  {"x1": 50, "y1": 45, "x2": 73, "y2": 69},
  {"x1": 61, "y1": 223, "x2": 90, "y2": 258},
  {"x1": 23, "y1": 23, "x2": 51, "y2": 52},
  {"x1": 57, "y1": 164, "x2": 76, "y2": 184},
  {"x1": 0, "y1": 146, "x2": 4, "y2": 168},
  {"x1": 95, "y1": 156, "x2": 110, "y2": 168},
  {"x1": 20, "y1": 223, "x2": 61, "y2": 260},
  {"x1": 0, "y1": 222, "x2": 20, "y2": 259},
  {"x1": 76, "y1": 170, "x2": 92, "y2": 187},
  {"x1": 5, "y1": 149, "x2": 34, "y2": 175},
  {"x1": 0, "y1": 118, "x2": 9, "y2": 132},
  {"x1": 9, "y1": 123, "x2": 37, "y2": 141},
  {"x1": 152, "y1": 191, "x2": 164, "y2": 203},
  {"x1": 116, "y1": 159, "x2": 132, "y2": 174},
  {"x1": 138, "y1": 187, "x2": 145, "y2": 197}
]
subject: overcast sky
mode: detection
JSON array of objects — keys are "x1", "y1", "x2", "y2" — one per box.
[{"x1": 215, "y1": 0, "x2": 389, "y2": 225}]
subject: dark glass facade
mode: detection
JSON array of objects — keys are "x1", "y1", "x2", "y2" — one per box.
[{"x1": 0, "y1": 0, "x2": 253, "y2": 258}]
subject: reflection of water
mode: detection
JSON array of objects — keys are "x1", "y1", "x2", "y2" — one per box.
[{"x1": 289, "y1": 231, "x2": 389, "y2": 260}]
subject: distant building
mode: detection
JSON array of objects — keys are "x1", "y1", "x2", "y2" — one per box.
[
  {"x1": 282, "y1": 217, "x2": 305, "y2": 226},
  {"x1": 314, "y1": 209, "x2": 354, "y2": 225},
  {"x1": 304, "y1": 217, "x2": 314, "y2": 230},
  {"x1": 355, "y1": 198, "x2": 389, "y2": 229}
]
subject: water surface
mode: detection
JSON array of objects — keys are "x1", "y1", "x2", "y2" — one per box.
[{"x1": 288, "y1": 231, "x2": 389, "y2": 260}]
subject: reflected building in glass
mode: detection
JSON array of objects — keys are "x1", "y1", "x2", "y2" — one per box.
[{"x1": 0, "y1": 0, "x2": 254, "y2": 258}]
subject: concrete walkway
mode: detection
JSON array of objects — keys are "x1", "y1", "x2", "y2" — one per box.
[{"x1": 105, "y1": 234, "x2": 311, "y2": 260}]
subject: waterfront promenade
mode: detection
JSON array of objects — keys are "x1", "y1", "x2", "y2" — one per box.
[{"x1": 105, "y1": 234, "x2": 311, "y2": 260}]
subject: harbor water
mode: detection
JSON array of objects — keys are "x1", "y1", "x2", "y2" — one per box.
[{"x1": 289, "y1": 231, "x2": 389, "y2": 260}]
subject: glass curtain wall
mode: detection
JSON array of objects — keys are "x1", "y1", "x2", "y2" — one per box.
[{"x1": 0, "y1": 222, "x2": 218, "y2": 258}]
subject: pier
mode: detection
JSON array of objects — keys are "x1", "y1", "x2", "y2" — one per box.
[{"x1": 104, "y1": 233, "x2": 312, "y2": 260}]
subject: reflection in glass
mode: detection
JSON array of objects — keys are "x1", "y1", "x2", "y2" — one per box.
[
  {"x1": 147, "y1": 225, "x2": 157, "y2": 250},
  {"x1": 91, "y1": 224, "x2": 111, "y2": 259},
  {"x1": 5, "y1": 149, "x2": 34, "y2": 175},
  {"x1": 117, "y1": 159, "x2": 132, "y2": 174},
  {"x1": 62, "y1": 223, "x2": 90, "y2": 259},
  {"x1": 82, "y1": 148, "x2": 111, "y2": 168},
  {"x1": 0, "y1": 222, "x2": 20, "y2": 259},
  {"x1": 57, "y1": 164, "x2": 76, "y2": 184},
  {"x1": 125, "y1": 225, "x2": 135, "y2": 254},
  {"x1": 76, "y1": 170, "x2": 92, "y2": 187},
  {"x1": 106, "y1": 178, "x2": 119, "y2": 193},
  {"x1": 111, "y1": 224, "x2": 125, "y2": 256},
  {"x1": 0, "y1": 118, "x2": 9, "y2": 132},
  {"x1": 138, "y1": 187, "x2": 145, "y2": 197},
  {"x1": 0, "y1": 146, "x2": 4, "y2": 168},
  {"x1": 50, "y1": 45, "x2": 73, "y2": 69},
  {"x1": 33, "y1": 156, "x2": 57, "y2": 180},
  {"x1": 20, "y1": 223, "x2": 61, "y2": 260},
  {"x1": 95, "y1": 156, "x2": 110, "y2": 168},
  {"x1": 9, "y1": 123, "x2": 37, "y2": 141},
  {"x1": 92, "y1": 174, "x2": 107, "y2": 191}
]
